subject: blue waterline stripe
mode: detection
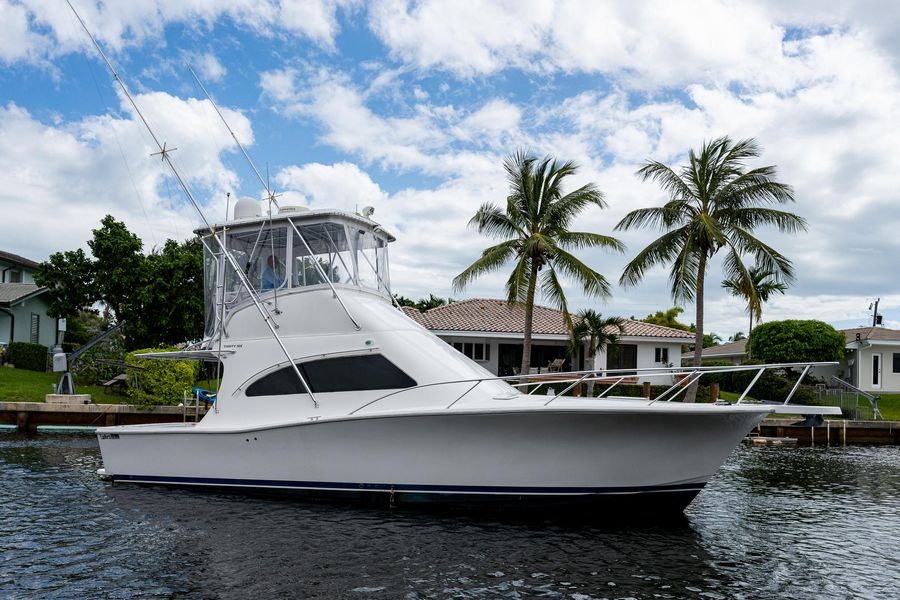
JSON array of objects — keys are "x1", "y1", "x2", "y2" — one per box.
[{"x1": 111, "y1": 474, "x2": 706, "y2": 495}]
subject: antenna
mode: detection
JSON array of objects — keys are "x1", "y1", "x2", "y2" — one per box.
[{"x1": 65, "y1": 0, "x2": 318, "y2": 408}]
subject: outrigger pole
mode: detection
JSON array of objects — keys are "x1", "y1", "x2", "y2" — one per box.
[
  {"x1": 185, "y1": 64, "x2": 364, "y2": 328},
  {"x1": 65, "y1": 0, "x2": 319, "y2": 408}
]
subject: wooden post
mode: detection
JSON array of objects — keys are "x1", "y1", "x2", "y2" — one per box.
[
  {"x1": 574, "y1": 382, "x2": 582, "y2": 397},
  {"x1": 643, "y1": 381, "x2": 652, "y2": 399},
  {"x1": 16, "y1": 411, "x2": 29, "y2": 433},
  {"x1": 710, "y1": 383, "x2": 720, "y2": 403},
  {"x1": 105, "y1": 413, "x2": 117, "y2": 427}
]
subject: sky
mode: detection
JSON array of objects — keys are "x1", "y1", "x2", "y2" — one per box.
[{"x1": 1, "y1": 0, "x2": 899, "y2": 337}]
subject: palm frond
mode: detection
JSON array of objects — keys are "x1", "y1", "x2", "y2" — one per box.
[
  {"x1": 730, "y1": 227, "x2": 796, "y2": 282},
  {"x1": 619, "y1": 228, "x2": 687, "y2": 288},
  {"x1": 556, "y1": 231, "x2": 625, "y2": 253},
  {"x1": 550, "y1": 247, "x2": 612, "y2": 299},
  {"x1": 452, "y1": 240, "x2": 517, "y2": 293}
]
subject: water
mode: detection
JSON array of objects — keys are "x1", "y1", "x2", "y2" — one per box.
[{"x1": 2, "y1": 433, "x2": 899, "y2": 599}]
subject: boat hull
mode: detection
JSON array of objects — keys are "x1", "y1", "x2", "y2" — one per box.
[{"x1": 98, "y1": 407, "x2": 767, "y2": 512}]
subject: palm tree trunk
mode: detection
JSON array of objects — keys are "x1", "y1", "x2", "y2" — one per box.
[
  {"x1": 586, "y1": 349, "x2": 596, "y2": 397},
  {"x1": 747, "y1": 313, "x2": 753, "y2": 359},
  {"x1": 519, "y1": 262, "x2": 539, "y2": 383},
  {"x1": 685, "y1": 254, "x2": 707, "y2": 403}
]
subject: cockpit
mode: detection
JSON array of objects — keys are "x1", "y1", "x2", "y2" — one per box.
[{"x1": 198, "y1": 206, "x2": 394, "y2": 340}]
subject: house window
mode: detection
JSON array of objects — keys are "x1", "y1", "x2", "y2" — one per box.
[
  {"x1": 452, "y1": 341, "x2": 490, "y2": 362},
  {"x1": 8, "y1": 270, "x2": 22, "y2": 283},
  {"x1": 654, "y1": 347, "x2": 669, "y2": 363},
  {"x1": 30, "y1": 313, "x2": 39, "y2": 344},
  {"x1": 893, "y1": 353, "x2": 900, "y2": 373},
  {"x1": 246, "y1": 354, "x2": 416, "y2": 397}
]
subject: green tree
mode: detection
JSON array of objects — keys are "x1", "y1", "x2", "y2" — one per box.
[
  {"x1": 616, "y1": 136, "x2": 806, "y2": 401},
  {"x1": 642, "y1": 307, "x2": 690, "y2": 331},
  {"x1": 749, "y1": 320, "x2": 844, "y2": 364},
  {"x1": 35, "y1": 215, "x2": 205, "y2": 350},
  {"x1": 88, "y1": 215, "x2": 145, "y2": 322},
  {"x1": 130, "y1": 238, "x2": 205, "y2": 349},
  {"x1": 722, "y1": 265, "x2": 787, "y2": 356},
  {"x1": 568, "y1": 309, "x2": 625, "y2": 396},
  {"x1": 453, "y1": 150, "x2": 624, "y2": 378},
  {"x1": 34, "y1": 249, "x2": 95, "y2": 319},
  {"x1": 729, "y1": 331, "x2": 747, "y2": 342}
]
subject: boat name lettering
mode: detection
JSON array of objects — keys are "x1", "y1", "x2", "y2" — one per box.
[{"x1": 99, "y1": 433, "x2": 120, "y2": 440}]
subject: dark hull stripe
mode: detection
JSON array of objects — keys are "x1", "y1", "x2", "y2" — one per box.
[{"x1": 111, "y1": 474, "x2": 706, "y2": 496}]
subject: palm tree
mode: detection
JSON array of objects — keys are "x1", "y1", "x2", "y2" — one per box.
[
  {"x1": 568, "y1": 309, "x2": 625, "y2": 397},
  {"x1": 722, "y1": 265, "x2": 787, "y2": 356},
  {"x1": 616, "y1": 136, "x2": 806, "y2": 401},
  {"x1": 454, "y1": 150, "x2": 624, "y2": 378}
]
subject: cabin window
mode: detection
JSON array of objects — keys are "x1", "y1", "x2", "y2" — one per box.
[
  {"x1": 654, "y1": 347, "x2": 669, "y2": 363},
  {"x1": 893, "y1": 353, "x2": 900, "y2": 373},
  {"x1": 292, "y1": 222, "x2": 352, "y2": 288},
  {"x1": 452, "y1": 342, "x2": 490, "y2": 362},
  {"x1": 8, "y1": 270, "x2": 22, "y2": 283},
  {"x1": 223, "y1": 226, "x2": 288, "y2": 296},
  {"x1": 245, "y1": 354, "x2": 416, "y2": 397}
]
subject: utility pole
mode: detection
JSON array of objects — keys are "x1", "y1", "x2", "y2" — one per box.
[{"x1": 871, "y1": 298, "x2": 881, "y2": 327}]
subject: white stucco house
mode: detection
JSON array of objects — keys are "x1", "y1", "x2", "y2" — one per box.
[
  {"x1": 684, "y1": 326, "x2": 900, "y2": 394},
  {"x1": 0, "y1": 250, "x2": 57, "y2": 350},
  {"x1": 403, "y1": 298, "x2": 692, "y2": 382}
]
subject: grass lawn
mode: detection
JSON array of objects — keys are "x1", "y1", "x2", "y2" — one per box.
[
  {"x1": 0, "y1": 367, "x2": 128, "y2": 404},
  {"x1": 0, "y1": 367, "x2": 223, "y2": 404}
]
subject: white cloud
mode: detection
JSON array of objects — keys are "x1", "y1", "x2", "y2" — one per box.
[
  {"x1": 190, "y1": 51, "x2": 227, "y2": 82},
  {"x1": 0, "y1": 92, "x2": 252, "y2": 261},
  {"x1": 0, "y1": 1, "x2": 46, "y2": 63},
  {"x1": 9, "y1": 0, "x2": 352, "y2": 64}
]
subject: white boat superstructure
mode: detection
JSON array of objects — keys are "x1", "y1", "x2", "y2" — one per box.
[{"x1": 95, "y1": 206, "x2": 837, "y2": 512}]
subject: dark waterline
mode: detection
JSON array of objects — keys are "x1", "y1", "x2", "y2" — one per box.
[{"x1": 1, "y1": 433, "x2": 898, "y2": 599}]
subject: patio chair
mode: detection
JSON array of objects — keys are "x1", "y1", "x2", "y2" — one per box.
[{"x1": 547, "y1": 358, "x2": 565, "y2": 373}]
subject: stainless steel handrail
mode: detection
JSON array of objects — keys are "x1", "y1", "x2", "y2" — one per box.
[{"x1": 347, "y1": 361, "x2": 838, "y2": 415}]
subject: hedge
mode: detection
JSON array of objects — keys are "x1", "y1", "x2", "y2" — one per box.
[
  {"x1": 8, "y1": 342, "x2": 48, "y2": 372},
  {"x1": 125, "y1": 347, "x2": 199, "y2": 407}
]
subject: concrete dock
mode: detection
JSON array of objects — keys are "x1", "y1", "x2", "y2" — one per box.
[{"x1": 0, "y1": 401, "x2": 206, "y2": 433}]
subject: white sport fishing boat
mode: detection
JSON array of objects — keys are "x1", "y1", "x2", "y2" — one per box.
[
  {"x1": 95, "y1": 202, "x2": 838, "y2": 512},
  {"x1": 68, "y1": 3, "x2": 838, "y2": 512}
]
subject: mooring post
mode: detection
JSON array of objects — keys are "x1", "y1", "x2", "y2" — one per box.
[
  {"x1": 16, "y1": 411, "x2": 29, "y2": 433},
  {"x1": 643, "y1": 381, "x2": 651, "y2": 399},
  {"x1": 827, "y1": 420, "x2": 830, "y2": 447},
  {"x1": 105, "y1": 413, "x2": 116, "y2": 427},
  {"x1": 710, "y1": 383, "x2": 719, "y2": 402},
  {"x1": 843, "y1": 420, "x2": 847, "y2": 447},
  {"x1": 811, "y1": 426, "x2": 815, "y2": 447}
]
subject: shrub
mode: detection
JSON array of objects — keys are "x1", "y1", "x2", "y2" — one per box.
[
  {"x1": 125, "y1": 347, "x2": 199, "y2": 408},
  {"x1": 8, "y1": 342, "x2": 48, "y2": 372},
  {"x1": 750, "y1": 320, "x2": 845, "y2": 364},
  {"x1": 73, "y1": 331, "x2": 126, "y2": 385}
]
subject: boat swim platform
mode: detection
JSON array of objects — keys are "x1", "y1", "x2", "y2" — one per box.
[{"x1": 0, "y1": 401, "x2": 206, "y2": 433}]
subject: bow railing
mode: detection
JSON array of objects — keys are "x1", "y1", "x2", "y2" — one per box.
[{"x1": 348, "y1": 361, "x2": 839, "y2": 415}]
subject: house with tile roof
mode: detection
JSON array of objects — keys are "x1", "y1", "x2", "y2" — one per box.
[
  {"x1": 403, "y1": 298, "x2": 693, "y2": 381},
  {"x1": 0, "y1": 250, "x2": 57, "y2": 351},
  {"x1": 684, "y1": 326, "x2": 900, "y2": 393}
]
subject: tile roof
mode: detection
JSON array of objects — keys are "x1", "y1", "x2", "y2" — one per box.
[
  {"x1": 0, "y1": 283, "x2": 46, "y2": 306},
  {"x1": 0, "y1": 250, "x2": 40, "y2": 270},
  {"x1": 402, "y1": 298, "x2": 693, "y2": 339},
  {"x1": 843, "y1": 326, "x2": 900, "y2": 343},
  {"x1": 683, "y1": 339, "x2": 747, "y2": 358}
]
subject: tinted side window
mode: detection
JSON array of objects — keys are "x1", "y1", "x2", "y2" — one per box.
[{"x1": 246, "y1": 354, "x2": 416, "y2": 397}]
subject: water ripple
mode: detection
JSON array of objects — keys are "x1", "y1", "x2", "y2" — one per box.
[{"x1": 2, "y1": 432, "x2": 899, "y2": 599}]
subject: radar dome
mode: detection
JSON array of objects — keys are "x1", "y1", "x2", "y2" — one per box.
[{"x1": 233, "y1": 197, "x2": 261, "y2": 220}]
